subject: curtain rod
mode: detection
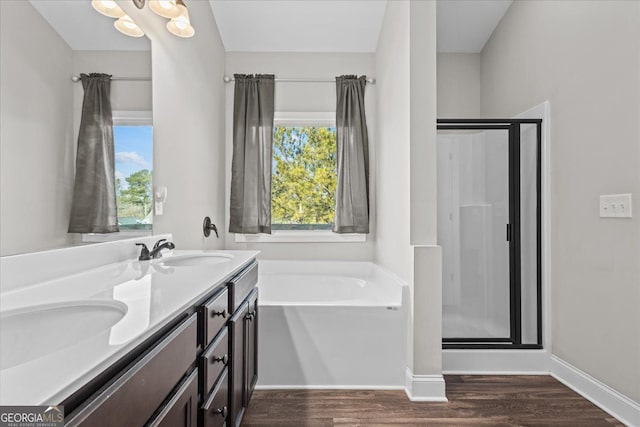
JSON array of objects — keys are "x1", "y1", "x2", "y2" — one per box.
[
  {"x1": 71, "y1": 76, "x2": 151, "y2": 82},
  {"x1": 223, "y1": 75, "x2": 376, "y2": 84}
]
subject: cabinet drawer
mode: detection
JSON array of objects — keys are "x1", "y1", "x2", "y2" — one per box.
[
  {"x1": 67, "y1": 314, "x2": 198, "y2": 427},
  {"x1": 200, "y1": 327, "x2": 229, "y2": 396},
  {"x1": 201, "y1": 288, "x2": 229, "y2": 346},
  {"x1": 228, "y1": 262, "x2": 258, "y2": 313},
  {"x1": 147, "y1": 369, "x2": 198, "y2": 427},
  {"x1": 201, "y1": 369, "x2": 229, "y2": 427}
]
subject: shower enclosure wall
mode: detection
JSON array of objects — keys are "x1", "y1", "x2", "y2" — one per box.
[{"x1": 437, "y1": 119, "x2": 542, "y2": 349}]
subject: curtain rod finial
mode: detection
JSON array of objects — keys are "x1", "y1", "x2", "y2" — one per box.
[{"x1": 223, "y1": 75, "x2": 233, "y2": 83}]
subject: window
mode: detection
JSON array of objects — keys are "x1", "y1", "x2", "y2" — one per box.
[
  {"x1": 83, "y1": 111, "x2": 153, "y2": 242},
  {"x1": 234, "y1": 112, "x2": 365, "y2": 243},
  {"x1": 114, "y1": 124, "x2": 153, "y2": 231},
  {"x1": 272, "y1": 125, "x2": 336, "y2": 230}
]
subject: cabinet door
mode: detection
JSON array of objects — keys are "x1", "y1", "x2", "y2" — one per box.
[
  {"x1": 66, "y1": 315, "x2": 198, "y2": 427},
  {"x1": 147, "y1": 369, "x2": 198, "y2": 427},
  {"x1": 228, "y1": 301, "x2": 248, "y2": 427},
  {"x1": 245, "y1": 288, "x2": 258, "y2": 404}
]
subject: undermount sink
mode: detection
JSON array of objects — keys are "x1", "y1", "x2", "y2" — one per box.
[
  {"x1": 0, "y1": 300, "x2": 127, "y2": 370},
  {"x1": 156, "y1": 253, "x2": 233, "y2": 267}
]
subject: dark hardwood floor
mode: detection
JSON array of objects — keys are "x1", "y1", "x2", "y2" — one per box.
[{"x1": 242, "y1": 375, "x2": 623, "y2": 426}]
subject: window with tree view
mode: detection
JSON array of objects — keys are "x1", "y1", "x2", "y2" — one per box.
[
  {"x1": 272, "y1": 126, "x2": 337, "y2": 230},
  {"x1": 114, "y1": 125, "x2": 153, "y2": 231}
]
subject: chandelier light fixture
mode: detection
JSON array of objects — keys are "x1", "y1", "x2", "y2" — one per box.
[
  {"x1": 148, "y1": 0, "x2": 183, "y2": 19},
  {"x1": 152, "y1": 0, "x2": 195, "y2": 38},
  {"x1": 92, "y1": 0, "x2": 195, "y2": 39},
  {"x1": 166, "y1": 1, "x2": 195, "y2": 38},
  {"x1": 91, "y1": 0, "x2": 126, "y2": 18},
  {"x1": 114, "y1": 14, "x2": 146, "y2": 37}
]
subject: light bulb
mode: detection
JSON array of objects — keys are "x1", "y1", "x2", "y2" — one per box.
[
  {"x1": 92, "y1": 0, "x2": 125, "y2": 18},
  {"x1": 114, "y1": 15, "x2": 145, "y2": 37},
  {"x1": 167, "y1": 10, "x2": 195, "y2": 38},
  {"x1": 149, "y1": 0, "x2": 182, "y2": 19},
  {"x1": 175, "y1": 17, "x2": 188, "y2": 30}
]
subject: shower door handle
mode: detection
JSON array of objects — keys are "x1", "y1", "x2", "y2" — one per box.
[{"x1": 506, "y1": 224, "x2": 511, "y2": 241}]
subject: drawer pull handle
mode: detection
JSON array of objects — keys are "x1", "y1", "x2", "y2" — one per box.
[
  {"x1": 214, "y1": 406, "x2": 228, "y2": 418},
  {"x1": 245, "y1": 311, "x2": 256, "y2": 321},
  {"x1": 212, "y1": 354, "x2": 228, "y2": 365},
  {"x1": 211, "y1": 309, "x2": 227, "y2": 318}
]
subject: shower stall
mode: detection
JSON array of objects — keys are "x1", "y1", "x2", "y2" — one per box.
[{"x1": 437, "y1": 119, "x2": 542, "y2": 349}]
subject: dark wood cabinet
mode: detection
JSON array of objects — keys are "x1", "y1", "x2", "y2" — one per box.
[
  {"x1": 200, "y1": 327, "x2": 229, "y2": 397},
  {"x1": 229, "y1": 300, "x2": 248, "y2": 427},
  {"x1": 65, "y1": 260, "x2": 258, "y2": 427},
  {"x1": 201, "y1": 288, "x2": 229, "y2": 346},
  {"x1": 201, "y1": 369, "x2": 229, "y2": 427},
  {"x1": 245, "y1": 288, "x2": 259, "y2": 404},
  {"x1": 228, "y1": 287, "x2": 259, "y2": 427},
  {"x1": 148, "y1": 369, "x2": 199, "y2": 427},
  {"x1": 199, "y1": 261, "x2": 258, "y2": 427},
  {"x1": 67, "y1": 315, "x2": 198, "y2": 427}
]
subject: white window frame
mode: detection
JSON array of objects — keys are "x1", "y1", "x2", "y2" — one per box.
[
  {"x1": 83, "y1": 111, "x2": 154, "y2": 243},
  {"x1": 234, "y1": 112, "x2": 366, "y2": 243}
]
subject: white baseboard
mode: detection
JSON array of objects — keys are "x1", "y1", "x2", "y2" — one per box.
[
  {"x1": 443, "y1": 349, "x2": 550, "y2": 374},
  {"x1": 255, "y1": 385, "x2": 404, "y2": 390},
  {"x1": 550, "y1": 355, "x2": 640, "y2": 427},
  {"x1": 404, "y1": 368, "x2": 448, "y2": 402}
]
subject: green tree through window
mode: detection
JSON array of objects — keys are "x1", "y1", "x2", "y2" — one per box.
[
  {"x1": 118, "y1": 169, "x2": 152, "y2": 220},
  {"x1": 272, "y1": 126, "x2": 336, "y2": 229}
]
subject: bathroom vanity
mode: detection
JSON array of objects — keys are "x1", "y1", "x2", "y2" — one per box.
[
  {"x1": 0, "y1": 238, "x2": 259, "y2": 427},
  {"x1": 66, "y1": 260, "x2": 258, "y2": 427}
]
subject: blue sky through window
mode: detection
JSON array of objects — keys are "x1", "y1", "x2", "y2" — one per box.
[{"x1": 114, "y1": 126, "x2": 153, "y2": 188}]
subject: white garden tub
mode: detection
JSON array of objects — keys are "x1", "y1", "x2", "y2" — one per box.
[{"x1": 257, "y1": 260, "x2": 408, "y2": 388}]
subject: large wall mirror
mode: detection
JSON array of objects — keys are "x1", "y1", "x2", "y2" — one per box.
[{"x1": 0, "y1": 0, "x2": 153, "y2": 256}]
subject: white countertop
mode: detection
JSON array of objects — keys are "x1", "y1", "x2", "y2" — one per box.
[{"x1": 0, "y1": 249, "x2": 259, "y2": 406}]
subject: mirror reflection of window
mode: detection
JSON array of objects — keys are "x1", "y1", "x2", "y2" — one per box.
[{"x1": 113, "y1": 123, "x2": 153, "y2": 232}]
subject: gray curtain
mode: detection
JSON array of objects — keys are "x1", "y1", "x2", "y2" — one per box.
[
  {"x1": 334, "y1": 75, "x2": 370, "y2": 234},
  {"x1": 68, "y1": 73, "x2": 119, "y2": 233},
  {"x1": 229, "y1": 74, "x2": 275, "y2": 234}
]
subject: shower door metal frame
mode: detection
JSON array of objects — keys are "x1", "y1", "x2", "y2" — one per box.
[{"x1": 438, "y1": 119, "x2": 543, "y2": 350}]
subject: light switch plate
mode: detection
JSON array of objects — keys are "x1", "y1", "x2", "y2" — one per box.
[{"x1": 599, "y1": 194, "x2": 632, "y2": 218}]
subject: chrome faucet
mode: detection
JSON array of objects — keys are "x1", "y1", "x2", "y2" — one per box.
[{"x1": 136, "y1": 239, "x2": 175, "y2": 261}]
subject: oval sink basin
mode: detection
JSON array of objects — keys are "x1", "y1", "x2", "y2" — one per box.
[
  {"x1": 157, "y1": 253, "x2": 233, "y2": 268},
  {"x1": 0, "y1": 300, "x2": 127, "y2": 370}
]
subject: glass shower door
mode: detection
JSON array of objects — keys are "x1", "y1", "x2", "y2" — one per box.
[
  {"x1": 438, "y1": 128, "x2": 511, "y2": 341},
  {"x1": 438, "y1": 119, "x2": 543, "y2": 349}
]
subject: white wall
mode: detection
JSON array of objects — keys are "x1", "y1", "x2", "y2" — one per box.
[
  {"x1": 223, "y1": 52, "x2": 377, "y2": 261},
  {"x1": 119, "y1": 0, "x2": 226, "y2": 251},
  {"x1": 376, "y1": 0, "x2": 414, "y2": 376},
  {"x1": 376, "y1": 0, "x2": 442, "y2": 382},
  {"x1": 375, "y1": 2, "x2": 412, "y2": 283},
  {"x1": 72, "y1": 50, "x2": 152, "y2": 142},
  {"x1": 481, "y1": 0, "x2": 640, "y2": 402},
  {"x1": 437, "y1": 53, "x2": 481, "y2": 118},
  {"x1": 409, "y1": 0, "x2": 442, "y2": 378},
  {"x1": 0, "y1": 0, "x2": 75, "y2": 256}
]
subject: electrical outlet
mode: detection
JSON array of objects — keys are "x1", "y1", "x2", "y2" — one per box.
[{"x1": 599, "y1": 194, "x2": 632, "y2": 218}]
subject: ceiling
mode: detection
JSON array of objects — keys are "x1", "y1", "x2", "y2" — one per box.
[
  {"x1": 29, "y1": 0, "x2": 150, "y2": 51},
  {"x1": 29, "y1": 0, "x2": 510, "y2": 54},
  {"x1": 209, "y1": 0, "x2": 387, "y2": 53},
  {"x1": 437, "y1": 0, "x2": 512, "y2": 53},
  {"x1": 210, "y1": 0, "x2": 511, "y2": 54}
]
